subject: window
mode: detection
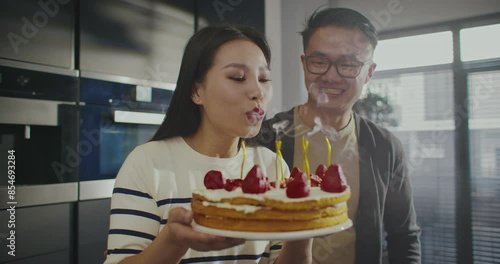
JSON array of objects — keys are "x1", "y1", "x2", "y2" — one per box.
[
  {"x1": 469, "y1": 70, "x2": 500, "y2": 263},
  {"x1": 469, "y1": 71, "x2": 500, "y2": 121},
  {"x1": 373, "y1": 31, "x2": 453, "y2": 71},
  {"x1": 424, "y1": 71, "x2": 454, "y2": 121},
  {"x1": 367, "y1": 70, "x2": 454, "y2": 130},
  {"x1": 366, "y1": 71, "x2": 457, "y2": 263},
  {"x1": 461, "y1": 24, "x2": 500, "y2": 62},
  {"x1": 497, "y1": 148, "x2": 500, "y2": 172},
  {"x1": 358, "y1": 21, "x2": 500, "y2": 264}
]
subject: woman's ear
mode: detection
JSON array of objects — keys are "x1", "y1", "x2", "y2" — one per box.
[{"x1": 191, "y1": 83, "x2": 202, "y2": 105}]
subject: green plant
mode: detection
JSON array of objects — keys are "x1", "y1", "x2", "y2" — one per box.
[{"x1": 353, "y1": 89, "x2": 398, "y2": 127}]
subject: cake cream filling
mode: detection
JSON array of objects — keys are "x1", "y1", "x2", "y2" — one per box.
[
  {"x1": 193, "y1": 186, "x2": 350, "y2": 203},
  {"x1": 201, "y1": 201, "x2": 262, "y2": 213},
  {"x1": 201, "y1": 201, "x2": 347, "y2": 214}
]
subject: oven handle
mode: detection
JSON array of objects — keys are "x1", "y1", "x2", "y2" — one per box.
[
  {"x1": 0, "y1": 183, "x2": 78, "y2": 209},
  {"x1": 0, "y1": 96, "x2": 61, "y2": 126},
  {"x1": 113, "y1": 110, "x2": 165, "y2": 125}
]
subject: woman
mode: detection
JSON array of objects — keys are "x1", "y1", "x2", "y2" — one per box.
[{"x1": 104, "y1": 25, "x2": 313, "y2": 264}]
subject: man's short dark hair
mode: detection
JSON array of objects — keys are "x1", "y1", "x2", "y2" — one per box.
[{"x1": 300, "y1": 7, "x2": 378, "y2": 51}]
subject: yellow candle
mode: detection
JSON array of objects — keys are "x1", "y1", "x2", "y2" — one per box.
[
  {"x1": 302, "y1": 135, "x2": 310, "y2": 179},
  {"x1": 240, "y1": 140, "x2": 246, "y2": 179},
  {"x1": 275, "y1": 138, "x2": 285, "y2": 184},
  {"x1": 325, "y1": 136, "x2": 332, "y2": 166}
]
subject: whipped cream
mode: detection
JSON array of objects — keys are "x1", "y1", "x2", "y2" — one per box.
[
  {"x1": 193, "y1": 186, "x2": 350, "y2": 203},
  {"x1": 200, "y1": 200, "x2": 347, "y2": 213},
  {"x1": 201, "y1": 201, "x2": 262, "y2": 213}
]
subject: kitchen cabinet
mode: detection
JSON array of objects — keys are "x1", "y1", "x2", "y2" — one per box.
[
  {"x1": 196, "y1": 0, "x2": 265, "y2": 34},
  {"x1": 2, "y1": 251, "x2": 69, "y2": 264},
  {"x1": 0, "y1": 203, "x2": 74, "y2": 263},
  {"x1": 0, "y1": 0, "x2": 75, "y2": 69},
  {"x1": 79, "y1": 0, "x2": 264, "y2": 84},
  {"x1": 77, "y1": 199, "x2": 111, "y2": 264},
  {"x1": 79, "y1": 0, "x2": 195, "y2": 85}
]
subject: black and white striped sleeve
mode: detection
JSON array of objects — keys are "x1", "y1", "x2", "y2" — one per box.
[{"x1": 104, "y1": 147, "x2": 161, "y2": 264}]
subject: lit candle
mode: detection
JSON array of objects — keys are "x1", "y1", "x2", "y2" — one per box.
[
  {"x1": 302, "y1": 135, "x2": 310, "y2": 179},
  {"x1": 240, "y1": 140, "x2": 246, "y2": 179},
  {"x1": 275, "y1": 137, "x2": 285, "y2": 185},
  {"x1": 325, "y1": 136, "x2": 331, "y2": 166}
]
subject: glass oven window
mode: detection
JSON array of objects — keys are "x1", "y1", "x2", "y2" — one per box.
[
  {"x1": 0, "y1": 124, "x2": 63, "y2": 185},
  {"x1": 99, "y1": 123, "x2": 157, "y2": 177}
]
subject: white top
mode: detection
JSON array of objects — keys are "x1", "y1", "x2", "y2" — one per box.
[{"x1": 104, "y1": 137, "x2": 288, "y2": 264}]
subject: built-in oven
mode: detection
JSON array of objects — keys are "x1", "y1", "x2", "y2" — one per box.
[
  {"x1": 77, "y1": 76, "x2": 172, "y2": 200},
  {"x1": 0, "y1": 59, "x2": 79, "y2": 209}
]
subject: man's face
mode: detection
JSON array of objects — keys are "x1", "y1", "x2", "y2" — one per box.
[{"x1": 301, "y1": 26, "x2": 377, "y2": 113}]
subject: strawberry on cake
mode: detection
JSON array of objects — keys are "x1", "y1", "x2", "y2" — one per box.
[{"x1": 191, "y1": 163, "x2": 351, "y2": 232}]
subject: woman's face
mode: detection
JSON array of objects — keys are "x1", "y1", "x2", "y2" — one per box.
[{"x1": 193, "y1": 39, "x2": 272, "y2": 139}]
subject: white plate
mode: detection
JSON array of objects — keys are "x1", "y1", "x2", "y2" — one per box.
[{"x1": 191, "y1": 220, "x2": 353, "y2": 241}]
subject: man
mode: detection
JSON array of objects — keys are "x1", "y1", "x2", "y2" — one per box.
[{"x1": 252, "y1": 7, "x2": 421, "y2": 264}]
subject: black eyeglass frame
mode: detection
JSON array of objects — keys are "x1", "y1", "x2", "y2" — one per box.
[{"x1": 304, "y1": 55, "x2": 373, "y2": 78}]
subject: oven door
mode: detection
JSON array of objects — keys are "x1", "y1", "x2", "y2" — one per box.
[
  {"x1": 77, "y1": 77, "x2": 172, "y2": 200},
  {"x1": 78, "y1": 105, "x2": 164, "y2": 199},
  {"x1": 0, "y1": 97, "x2": 78, "y2": 208}
]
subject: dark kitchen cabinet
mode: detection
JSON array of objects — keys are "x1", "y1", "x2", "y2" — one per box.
[
  {"x1": 0, "y1": 0, "x2": 75, "y2": 69},
  {"x1": 77, "y1": 199, "x2": 111, "y2": 264},
  {"x1": 196, "y1": 0, "x2": 265, "y2": 34},
  {"x1": 0, "y1": 203, "x2": 73, "y2": 263},
  {"x1": 79, "y1": 0, "x2": 195, "y2": 84},
  {"x1": 2, "y1": 251, "x2": 70, "y2": 264}
]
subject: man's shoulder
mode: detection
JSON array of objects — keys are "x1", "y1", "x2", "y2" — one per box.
[
  {"x1": 261, "y1": 107, "x2": 296, "y2": 136},
  {"x1": 263, "y1": 107, "x2": 295, "y2": 125},
  {"x1": 356, "y1": 114, "x2": 402, "y2": 150},
  {"x1": 357, "y1": 115, "x2": 392, "y2": 137}
]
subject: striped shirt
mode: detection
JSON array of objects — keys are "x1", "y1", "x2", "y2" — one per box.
[{"x1": 104, "y1": 137, "x2": 287, "y2": 264}]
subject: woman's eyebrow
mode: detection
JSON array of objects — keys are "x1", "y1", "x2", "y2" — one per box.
[
  {"x1": 221, "y1": 63, "x2": 248, "y2": 70},
  {"x1": 222, "y1": 63, "x2": 270, "y2": 71}
]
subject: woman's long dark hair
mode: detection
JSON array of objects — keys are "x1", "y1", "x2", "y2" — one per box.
[{"x1": 151, "y1": 25, "x2": 271, "y2": 141}]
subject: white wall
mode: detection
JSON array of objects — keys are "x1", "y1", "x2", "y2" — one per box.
[
  {"x1": 280, "y1": 0, "x2": 333, "y2": 111},
  {"x1": 267, "y1": 0, "x2": 500, "y2": 113},
  {"x1": 265, "y1": 0, "x2": 284, "y2": 117}
]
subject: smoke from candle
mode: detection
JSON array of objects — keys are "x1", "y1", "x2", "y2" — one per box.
[
  {"x1": 308, "y1": 83, "x2": 329, "y2": 105},
  {"x1": 306, "y1": 117, "x2": 340, "y2": 141},
  {"x1": 272, "y1": 120, "x2": 291, "y2": 138}
]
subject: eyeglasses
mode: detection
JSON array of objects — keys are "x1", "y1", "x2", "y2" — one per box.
[{"x1": 305, "y1": 55, "x2": 373, "y2": 78}]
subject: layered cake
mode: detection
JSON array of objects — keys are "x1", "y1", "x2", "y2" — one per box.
[{"x1": 191, "y1": 163, "x2": 351, "y2": 232}]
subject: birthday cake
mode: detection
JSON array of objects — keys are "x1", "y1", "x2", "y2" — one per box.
[{"x1": 191, "y1": 162, "x2": 351, "y2": 232}]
